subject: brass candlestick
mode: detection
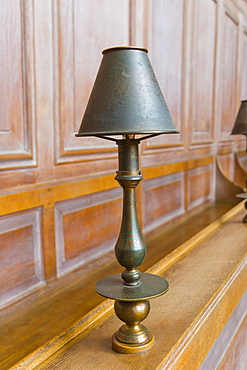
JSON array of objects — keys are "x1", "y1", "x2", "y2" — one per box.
[
  {"x1": 76, "y1": 46, "x2": 179, "y2": 353},
  {"x1": 95, "y1": 137, "x2": 169, "y2": 353}
]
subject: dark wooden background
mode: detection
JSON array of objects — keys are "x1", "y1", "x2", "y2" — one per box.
[{"x1": 0, "y1": 0, "x2": 247, "y2": 310}]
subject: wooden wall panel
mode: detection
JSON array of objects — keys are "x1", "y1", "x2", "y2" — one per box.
[
  {"x1": 145, "y1": 0, "x2": 184, "y2": 150},
  {"x1": 189, "y1": 0, "x2": 216, "y2": 145},
  {"x1": 142, "y1": 173, "x2": 184, "y2": 233},
  {"x1": 55, "y1": 188, "x2": 122, "y2": 276},
  {"x1": 218, "y1": 153, "x2": 235, "y2": 181},
  {"x1": 54, "y1": 0, "x2": 130, "y2": 165},
  {"x1": 241, "y1": 30, "x2": 247, "y2": 99},
  {"x1": 0, "y1": 209, "x2": 44, "y2": 308},
  {"x1": 188, "y1": 165, "x2": 213, "y2": 209},
  {"x1": 0, "y1": 0, "x2": 35, "y2": 170},
  {"x1": 219, "y1": 7, "x2": 239, "y2": 138},
  {"x1": 201, "y1": 291, "x2": 247, "y2": 370}
]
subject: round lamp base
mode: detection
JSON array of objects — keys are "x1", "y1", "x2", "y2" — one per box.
[{"x1": 112, "y1": 332, "x2": 154, "y2": 354}]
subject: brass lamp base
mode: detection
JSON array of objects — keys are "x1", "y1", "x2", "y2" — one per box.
[
  {"x1": 95, "y1": 273, "x2": 169, "y2": 353},
  {"x1": 112, "y1": 331, "x2": 154, "y2": 354}
]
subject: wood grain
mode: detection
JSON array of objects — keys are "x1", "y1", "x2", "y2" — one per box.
[
  {"x1": 55, "y1": 188, "x2": 122, "y2": 276},
  {"x1": 189, "y1": 0, "x2": 216, "y2": 145},
  {"x1": 0, "y1": 0, "x2": 35, "y2": 169},
  {"x1": 219, "y1": 6, "x2": 238, "y2": 136},
  {"x1": 0, "y1": 209, "x2": 44, "y2": 309},
  {"x1": 142, "y1": 173, "x2": 184, "y2": 232},
  {"x1": 55, "y1": 0, "x2": 130, "y2": 162},
  {"x1": 9, "y1": 203, "x2": 246, "y2": 370},
  {"x1": 217, "y1": 153, "x2": 235, "y2": 182},
  {"x1": 188, "y1": 165, "x2": 212, "y2": 209},
  {"x1": 0, "y1": 202, "x2": 234, "y2": 369},
  {"x1": 147, "y1": 0, "x2": 184, "y2": 148}
]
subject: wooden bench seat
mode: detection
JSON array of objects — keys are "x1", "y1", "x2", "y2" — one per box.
[
  {"x1": 1, "y1": 201, "x2": 245, "y2": 369},
  {"x1": 9, "y1": 201, "x2": 247, "y2": 370}
]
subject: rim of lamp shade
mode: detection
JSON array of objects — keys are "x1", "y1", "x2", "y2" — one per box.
[{"x1": 103, "y1": 46, "x2": 149, "y2": 54}]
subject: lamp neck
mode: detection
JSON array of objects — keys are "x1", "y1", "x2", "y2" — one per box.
[
  {"x1": 116, "y1": 138, "x2": 141, "y2": 173},
  {"x1": 114, "y1": 139, "x2": 145, "y2": 286}
]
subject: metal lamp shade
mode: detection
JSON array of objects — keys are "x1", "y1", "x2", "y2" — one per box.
[
  {"x1": 231, "y1": 100, "x2": 247, "y2": 135},
  {"x1": 76, "y1": 46, "x2": 179, "y2": 137}
]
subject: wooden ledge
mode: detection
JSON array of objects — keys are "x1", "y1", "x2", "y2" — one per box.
[
  {"x1": 11, "y1": 202, "x2": 247, "y2": 369},
  {"x1": 0, "y1": 156, "x2": 213, "y2": 217}
]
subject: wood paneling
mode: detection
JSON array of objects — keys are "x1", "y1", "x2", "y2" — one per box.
[
  {"x1": 55, "y1": 188, "x2": 122, "y2": 276},
  {"x1": 0, "y1": 209, "x2": 44, "y2": 308},
  {"x1": 54, "y1": 0, "x2": 130, "y2": 164},
  {"x1": 0, "y1": 0, "x2": 35, "y2": 169},
  {"x1": 14, "y1": 204, "x2": 247, "y2": 369},
  {"x1": 0, "y1": 157, "x2": 213, "y2": 300},
  {"x1": 146, "y1": 0, "x2": 184, "y2": 150},
  {"x1": 190, "y1": 0, "x2": 216, "y2": 145},
  {"x1": 201, "y1": 290, "x2": 247, "y2": 369},
  {"x1": 218, "y1": 153, "x2": 235, "y2": 181},
  {"x1": 188, "y1": 165, "x2": 213, "y2": 209},
  {"x1": 241, "y1": 30, "x2": 247, "y2": 99},
  {"x1": 142, "y1": 173, "x2": 184, "y2": 233},
  {"x1": 219, "y1": 7, "x2": 239, "y2": 136},
  {"x1": 33, "y1": 0, "x2": 54, "y2": 183},
  {"x1": 217, "y1": 313, "x2": 247, "y2": 369}
]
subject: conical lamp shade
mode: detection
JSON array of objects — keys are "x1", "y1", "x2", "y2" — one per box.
[
  {"x1": 231, "y1": 100, "x2": 247, "y2": 135},
  {"x1": 76, "y1": 46, "x2": 179, "y2": 137}
]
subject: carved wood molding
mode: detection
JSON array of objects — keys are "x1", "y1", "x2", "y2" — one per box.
[{"x1": 0, "y1": 157, "x2": 213, "y2": 217}]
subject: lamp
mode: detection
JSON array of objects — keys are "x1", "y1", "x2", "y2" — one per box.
[
  {"x1": 76, "y1": 46, "x2": 179, "y2": 353},
  {"x1": 231, "y1": 100, "x2": 247, "y2": 223}
]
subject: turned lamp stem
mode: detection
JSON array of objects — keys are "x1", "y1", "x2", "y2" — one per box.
[
  {"x1": 115, "y1": 137, "x2": 145, "y2": 286},
  {"x1": 95, "y1": 135, "x2": 169, "y2": 353}
]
